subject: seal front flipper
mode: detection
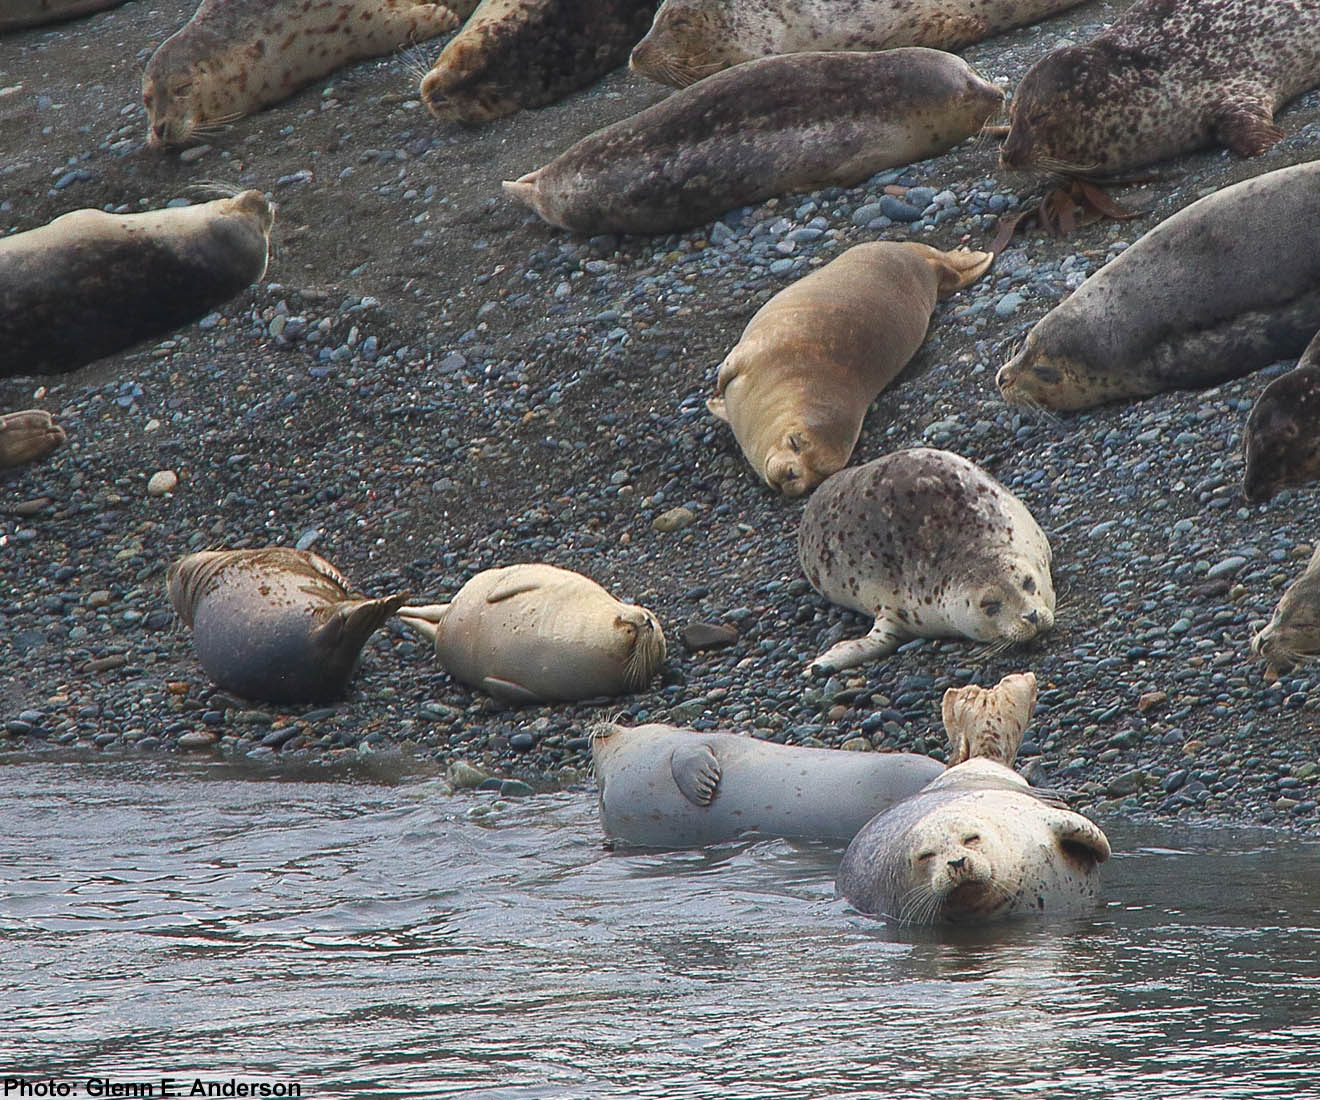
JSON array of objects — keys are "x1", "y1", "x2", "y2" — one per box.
[
  {"x1": 670, "y1": 742, "x2": 722, "y2": 806},
  {"x1": 396, "y1": 602, "x2": 452, "y2": 645},
  {"x1": 1212, "y1": 97, "x2": 1284, "y2": 157},
  {"x1": 484, "y1": 575, "x2": 544, "y2": 603},
  {"x1": 480, "y1": 676, "x2": 544, "y2": 705},
  {"x1": 807, "y1": 614, "x2": 903, "y2": 675}
]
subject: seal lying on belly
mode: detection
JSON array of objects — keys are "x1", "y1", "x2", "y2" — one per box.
[
  {"x1": 798, "y1": 448, "x2": 1055, "y2": 673},
  {"x1": 1251, "y1": 544, "x2": 1320, "y2": 681},
  {"x1": 397, "y1": 564, "x2": 666, "y2": 704},
  {"x1": 168, "y1": 548, "x2": 408, "y2": 704},
  {"x1": 996, "y1": 160, "x2": 1320, "y2": 412},
  {"x1": 1242, "y1": 329, "x2": 1320, "y2": 503},
  {"x1": 1000, "y1": 0, "x2": 1320, "y2": 177},
  {"x1": 708, "y1": 242, "x2": 993, "y2": 496},
  {"x1": 0, "y1": 0, "x2": 127, "y2": 32},
  {"x1": 420, "y1": 0, "x2": 660, "y2": 123},
  {"x1": 503, "y1": 48, "x2": 1002, "y2": 235},
  {"x1": 0, "y1": 191, "x2": 273, "y2": 378},
  {"x1": 0, "y1": 411, "x2": 65, "y2": 469},
  {"x1": 631, "y1": 0, "x2": 1086, "y2": 88},
  {"x1": 143, "y1": 0, "x2": 466, "y2": 147}
]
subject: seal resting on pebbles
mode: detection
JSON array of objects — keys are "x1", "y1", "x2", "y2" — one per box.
[
  {"x1": 0, "y1": 191, "x2": 274, "y2": 378},
  {"x1": 0, "y1": 411, "x2": 65, "y2": 469},
  {"x1": 708, "y1": 242, "x2": 993, "y2": 496},
  {"x1": 996, "y1": 161, "x2": 1320, "y2": 412},
  {"x1": 503, "y1": 48, "x2": 1003, "y2": 235},
  {"x1": 1, "y1": 0, "x2": 127, "y2": 32},
  {"x1": 1242, "y1": 329, "x2": 1320, "y2": 503},
  {"x1": 798, "y1": 448, "x2": 1055, "y2": 673},
  {"x1": 397, "y1": 563, "x2": 666, "y2": 704},
  {"x1": 143, "y1": 0, "x2": 466, "y2": 147},
  {"x1": 1000, "y1": 0, "x2": 1320, "y2": 176},
  {"x1": 631, "y1": 0, "x2": 1086, "y2": 87},
  {"x1": 167, "y1": 548, "x2": 408, "y2": 704},
  {"x1": 420, "y1": 0, "x2": 660, "y2": 123},
  {"x1": 1251, "y1": 544, "x2": 1320, "y2": 681}
]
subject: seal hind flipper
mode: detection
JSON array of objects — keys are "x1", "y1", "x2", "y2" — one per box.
[
  {"x1": 941, "y1": 671, "x2": 1036, "y2": 766},
  {"x1": 480, "y1": 676, "x2": 544, "y2": 704},
  {"x1": 808, "y1": 614, "x2": 903, "y2": 674},
  {"x1": 1213, "y1": 98, "x2": 1284, "y2": 157},
  {"x1": 314, "y1": 593, "x2": 410, "y2": 651},
  {"x1": 670, "y1": 742, "x2": 722, "y2": 806},
  {"x1": 396, "y1": 602, "x2": 452, "y2": 645},
  {"x1": 909, "y1": 244, "x2": 994, "y2": 297}
]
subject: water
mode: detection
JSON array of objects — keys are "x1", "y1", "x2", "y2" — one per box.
[{"x1": 2, "y1": 757, "x2": 1318, "y2": 1099}]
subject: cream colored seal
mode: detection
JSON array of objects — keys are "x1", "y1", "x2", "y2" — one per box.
[
  {"x1": 397, "y1": 563, "x2": 666, "y2": 703},
  {"x1": 708, "y1": 242, "x2": 993, "y2": 496},
  {"x1": 1, "y1": 0, "x2": 127, "y2": 32},
  {"x1": 0, "y1": 411, "x2": 65, "y2": 469},
  {"x1": 798, "y1": 448, "x2": 1055, "y2": 673},
  {"x1": 143, "y1": 0, "x2": 467, "y2": 147}
]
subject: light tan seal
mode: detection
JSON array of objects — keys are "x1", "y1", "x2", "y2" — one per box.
[
  {"x1": 1251, "y1": 544, "x2": 1320, "y2": 682},
  {"x1": 798, "y1": 448, "x2": 1055, "y2": 673},
  {"x1": 167, "y1": 548, "x2": 408, "y2": 704},
  {"x1": 997, "y1": 161, "x2": 1320, "y2": 412},
  {"x1": 631, "y1": 0, "x2": 1086, "y2": 87},
  {"x1": 1000, "y1": 0, "x2": 1320, "y2": 177},
  {"x1": 708, "y1": 242, "x2": 993, "y2": 496},
  {"x1": 503, "y1": 48, "x2": 1003, "y2": 235},
  {"x1": 0, "y1": 411, "x2": 66, "y2": 469},
  {"x1": 0, "y1": 0, "x2": 127, "y2": 32},
  {"x1": 143, "y1": 0, "x2": 467, "y2": 148},
  {"x1": 398, "y1": 564, "x2": 666, "y2": 704},
  {"x1": 0, "y1": 191, "x2": 273, "y2": 378},
  {"x1": 420, "y1": 0, "x2": 660, "y2": 123},
  {"x1": 1242, "y1": 329, "x2": 1320, "y2": 503},
  {"x1": 942, "y1": 671, "x2": 1038, "y2": 767}
]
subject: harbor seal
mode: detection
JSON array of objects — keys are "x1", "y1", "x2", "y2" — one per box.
[
  {"x1": 0, "y1": 410, "x2": 65, "y2": 469},
  {"x1": 798, "y1": 448, "x2": 1055, "y2": 673},
  {"x1": 397, "y1": 563, "x2": 666, "y2": 704},
  {"x1": 942, "y1": 671, "x2": 1037, "y2": 767},
  {"x1": 836, "y1": 758, "x2": 1111, "y2": 924},
  {"x1": 1000, "y1": 0, "x2": 1320, "y2": 177},
  {"x1": 420, "y1": 0, "x2": 660, "y2": 123},
  {"x1": 0, "y1": 0, "x2": 128, "y2": 32},
  {"x1": 996, "y1": 161, "x2": 1320, "y2": 412},
  {"x1": 1242, "y1": 329, "x2": 1320, "y2": 503},
  {"x1": 708, "y1": 242, "x2": 993, "y2": 496},
  {"x1": 0, "y1": 191, "x2": 273, "y2": 378},
  {"x1": 503, "y1": 48, "x2": 1003, "y2": 235},
  {"x1": 631, "y1": 0, "x2": 1086, "y2": 88},
  {"x1": 143, "y1": 0, "x2": 466, "y2": 148},
  {"x1": 167, "y1": 548, "x2": 408, "y2": 704},
  {"x1": 1251, "y1": 544, "x2": 1320, "y2": 681}
]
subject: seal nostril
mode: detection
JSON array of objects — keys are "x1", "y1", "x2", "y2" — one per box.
[
  {"x1": 1025, "y1": 610, "x2": 1038, "y2": 624},
  {"x1": 947, "y1": 856, "x2": 967, "y2": 870}
]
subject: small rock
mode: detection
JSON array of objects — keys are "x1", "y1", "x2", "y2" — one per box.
[
  {"x1": 1106, "y1": 769, "x2": 1148, "y2": 797},
  {"x1": 147, "y1": 470, "x2": 178, "y2": 496},
  {"x1": 449, "y1": 760, "x2": 489, "y2": 789},
  {"x1": 499, "y1": 779, "x2": 535, "y2": 797},
  {"x1": 653, "y1": 506, "x2": 695, "y2": 533},
  {"x1": 1137, "y1": 691, "x2": 1167, "y2": 713},
  {"x1": 681, "y1": 622, "x2": 739, "y2": 651},
  {"x1": 840, "y1": 737, "x2": 870, "y2": 752},
  {"x1": 177, "y1": 731, "x2": 217, "y2": 750}
]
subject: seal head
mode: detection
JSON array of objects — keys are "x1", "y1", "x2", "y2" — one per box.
[
  {"x1": 1251, "y1": 545, "x2": 1320, "y2": 681},
  {"x1": 1242, "y1": 331, "x2": 1320, "y2": 502}
]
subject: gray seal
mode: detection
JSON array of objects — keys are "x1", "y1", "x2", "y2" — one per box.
[
  {"x1": 1242, "y1": 328, "x2": 1320, "y2": 502},
  {"x1": 1, "y1": 1, "x2": 127, "y2": 32},
  {"x1": 1251, "y1": 543, "x2": 1320, "y2": 681}
]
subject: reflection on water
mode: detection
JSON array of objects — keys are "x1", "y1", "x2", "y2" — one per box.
[{"x1": 1, "y1": 756, "x2": 1318, "y2": 1098}]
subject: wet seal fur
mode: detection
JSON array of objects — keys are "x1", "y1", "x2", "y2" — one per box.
[
  {"x1": 1243, "y1": 329, "x2": 1320, "y2": 502},
  {"x1": 631, "y1": 0, "x2": 1085, "y2": 88},
  {"x1": 397, "y1": 563, "x2": 666, "y2": 704},
  {"x1": 997, "y1": 161, "x2": 1320, "y2": 412},
  {"x1": 798, "y1": 448, "x2": 1055, "y2": 673},
  {"x1": 1, "y1": 0, "x2": 127, "y2": 32},
  {"x1": 0, "y1": 411, "x2": 66, "y2": 469},
  {"x1": 1001, "y1": 0, "x2": 1320, "y2": 177},
  {"x1": 0, "y1": 191, "x2": 273, "y2": 378},
  {"x1": 167, "y1": 548, "x2": 407, "y2": 704},
  {"x1": 143, "y1": 0, "x2": 466, "y2": 148},
  {"x1": 503, "y1": 48, "x2": 1003, "y2": 235},
  {"x1": 1251, "y1": 544, "x2": 1320, "y2": 681},
  {"x1": 420, "y1": 0, "x2": 660, "y2": 123},
  {"x1": 708, "y1": 242, "x2": 993, "y2": 496}
]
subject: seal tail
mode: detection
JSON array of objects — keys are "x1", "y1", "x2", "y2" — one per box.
[{"x1": 396, "y1": 601, "x2": 452, "y2": 645}]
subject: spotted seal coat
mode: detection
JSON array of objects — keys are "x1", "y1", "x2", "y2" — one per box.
[
  {"x1": 0, "y1": 411, "x2": 65, "y2": 469},
  {"x1": 798, "y1": 448, "x2": 1055, "y2": 673},
  {"x1": 1251, "y1": 544, "x2": 1320, "y2": 681},
  {"x1": 0, "y1": 0, "x2": 128, "y2": 32},
  {"x1": 1242, "y1": 329, "x2": 1320, "y2": 503}
]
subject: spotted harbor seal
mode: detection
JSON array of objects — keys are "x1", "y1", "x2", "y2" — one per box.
[
  {"x1": 1242, "y1": 329, "x2": 1320, "y2": 503},
  {"x1": 0, "y1": 191, "x2": 273, "y2": 378},
  {"x1": 503, "y1": 48, "x2": 1002, "y2": 235},
  {"x1": 0, "y1": 411, "x2": 65, "y2": 469},
  {"x1": 942, "y1": 671, "x2": 1037, "y2": 767},
  {"x1": 143, "y1": 0, "x2": 466, "y2": 148},
  {"x1": 1251, "y1": 544, "x2": 1320, "y2": 681},
  {"x1": 397, "y1": 564, "x2": 666, "y2": 704},
  {"x1": 799, "y1": 448, "x2": 1055, "y2": 673},
  {"x1": 997, "y1": 161, "x2": 1320, "y2": 412},
  {"x1": 167, "y1": 548, "x2": 408, "y2": 704},
  {"x1": 420, "y1": 0, "x2": 660, "y2": 123},
  {"x1": 631, "y1": 0, "x2": 1086, "y2": 88},
  {"x1": 1000, "y1": 0, "x2": 1320, "y2": 177},
  {"x1": 708, "y1": 242, "x2": 993, "y2": 496},
  {"x1": 0, "y1": 0, "x2": 128, "y2": 32}
]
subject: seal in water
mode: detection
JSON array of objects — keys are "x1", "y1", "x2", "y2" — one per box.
[
  {"x1": 503, "y1": 48, "x2": 1002, "y2": 235},
  {"x1": 143, "y1": 0, "x2": 466, "y2": 148},
  {"x1": 0, "y1": 191, "x2": 273, "y2": 378},
  {"x1": 1000, "y1": 0, "x2": 1320, "y2": 177},
  {"x1": 631, "y1": 0, "x2": 1086, "y2": 88},
  {"x1": 708, "y1": 242, "x2": 993, "y2": 496},
  {"x1": 996, "y1": 160, "x2": 1320, "y2": 412},
  {"x1": 420, "y1": 0, "x2": 660, "y2": 123},
  {"x1": 1251, "y1": 544, "x2": 1320, "y2": 681},
  {"x1": 1242, "y1": 328, "x2": 1320, "y2": 503},
  {"x1": 798, "y1": 448, "x2": 1055, "y2": 673},
  {"x1": 0, "y1": 410, "x2": 66, "y2": 469},
  {"x1": 397, "y1": 563, "x2": 666, "y2": 704},
  {"x1": 167, "y1": 548, "x2": 408, "y2": 704},
  {"x1": 1, "y1": 0, "x2": 128, "y2": 32}
]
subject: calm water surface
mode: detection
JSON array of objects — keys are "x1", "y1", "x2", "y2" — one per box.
[{"x1": 1, "y1": 757, "x2": 1318, "y2": 1099}]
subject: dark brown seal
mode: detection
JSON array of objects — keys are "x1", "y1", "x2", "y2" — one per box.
[
  {"x1": 0, "y1": 191, "x2": 273, "y2": 378},
  {"x1": 503, "y1": 48, "x2": 1003, "y2": 235},
  {"x1": 167, "y1": 548, "x2": 408, "y2": 704},
  {"x1": 420, "y1": 0, "x2": 661, "y2": 123},
  {"x1": 0, "y1": 1, "x2": 127, "y2": 33},
  {"x1": 1243, "y1": 329, "x2": 1320, "y2": 502},
  {"x1": 0, "y1": 410, "x2": 65, "y2": 469},
  {"x1": 1001, "y1": 0, "x2": 1320, "y2": 176}
]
